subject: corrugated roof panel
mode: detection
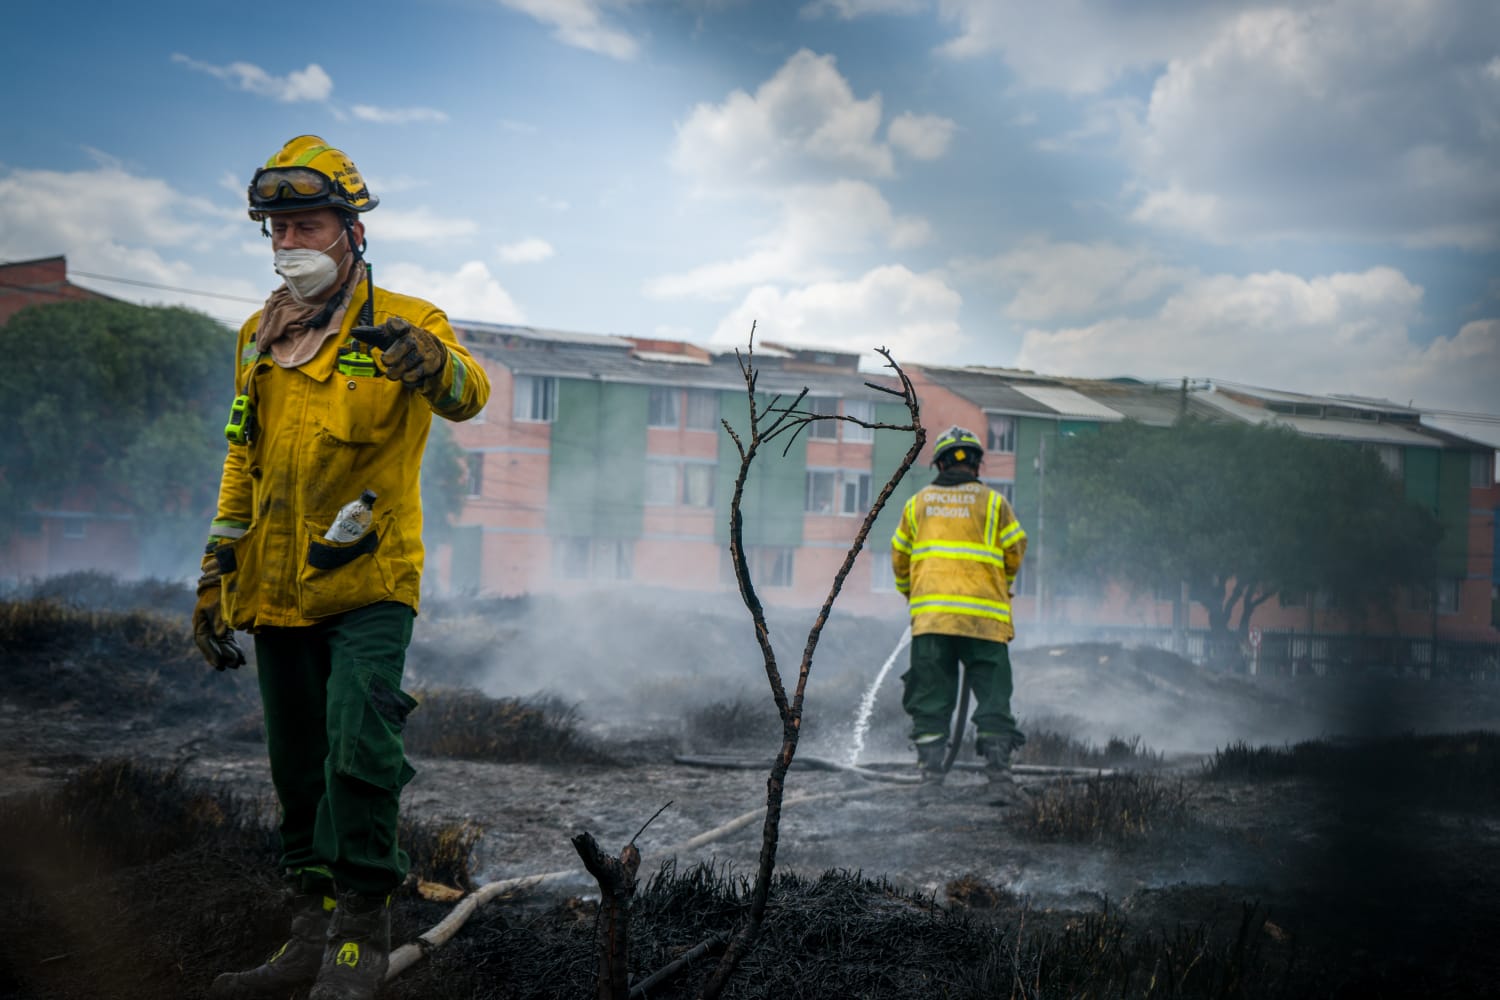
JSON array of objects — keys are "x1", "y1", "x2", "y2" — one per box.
[{"x1": 1010, "y1": 385, "x2": 1124, "y2": 421}]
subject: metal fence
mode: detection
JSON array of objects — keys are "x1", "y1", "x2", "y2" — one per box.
[{"x1": 1015, "y1": 624, "x2": 1500, "y2": 680}]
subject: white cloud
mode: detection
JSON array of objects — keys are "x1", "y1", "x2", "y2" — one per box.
[
  {"x1": 672, "y1": 49, "x2": 895, "y2": 190},
  {"x1": 350, "y1": 105, "x2": 449, "y2": 124},
  {"x1": 379, "y1": 260, "x2": 525, "y2": 324},
  {"x1": 497, "y1": 0, "x2": 640, "y2": 60},
  {"x1": 497, "y1": 238, "x2": 556, "y2": 263},
  {"x1": 1127, "y1": 3, "x2": 1500, "y2": 248},
  {"x1": 171, "y1": 54, "x2": 333, "y2": 102},
  {"x1": 1013, "y1": 265, "x2": 1500, "y2": 412},
  {"x1": 709, "y1": 264, "x2": 964, "y2": 364},
  {"x1": 886, "y1": 112, "x2": 957, "y2": 160},
  {"x1": 368, "y1": 207, "x2": 480, "y2": 244},
  {"x1": 933, "y1": 0, "x2": 1232, "y2": 94},
  {"x1": 801, "y1": 0, "x2": 925, "y2": 19},
  {"x1": 962, "y1": 238, "x2": 1188, "y2": 322},
  {"x1": 645, "y1": 180, "x2": 929, "y2": 300}
]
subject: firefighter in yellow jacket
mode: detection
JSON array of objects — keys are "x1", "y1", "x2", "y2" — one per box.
[
  {"x1": 191, "y1": 136, "x2": 490, "y2": 1000},
  {"x1": 892, "y1": 426, "x2": 1027, "y2": 797}
]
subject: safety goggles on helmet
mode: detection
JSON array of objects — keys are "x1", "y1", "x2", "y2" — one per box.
[{"x1": 252, "y1": 166, "x2": 337, "y2": 203}]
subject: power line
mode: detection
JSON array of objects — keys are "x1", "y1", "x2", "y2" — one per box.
[{"x1": 68, "y1": 270, "x2": 264, "y2": 305}]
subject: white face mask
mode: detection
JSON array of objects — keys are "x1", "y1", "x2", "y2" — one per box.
[{"x1": 273, "y1": 231, "x2": 346, "y2": 303}]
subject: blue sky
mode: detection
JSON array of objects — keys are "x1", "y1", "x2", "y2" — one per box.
[{"x1": 3, "y1": 0, "x2": 1497, "y2": 423}]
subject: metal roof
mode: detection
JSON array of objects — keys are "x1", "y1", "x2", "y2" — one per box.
[
  {"x1": 457, "y1": 322, "x2": 900, "y2": 399},
  {"x1": 1197, "y1": 390, "x2": 1447, "y2": 447},
  {"x1": 1010, "y1": 385, "x2": 1124, "y2": 421}
]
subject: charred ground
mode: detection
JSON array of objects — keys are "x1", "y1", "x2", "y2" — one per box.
[{"x1": 2, "y1": 575, "x2": 1499, "y2": 998}]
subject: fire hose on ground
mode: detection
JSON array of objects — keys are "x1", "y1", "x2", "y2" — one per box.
[{"x1": 385, "y1": 753, "x2": 1116, "y2": 983}]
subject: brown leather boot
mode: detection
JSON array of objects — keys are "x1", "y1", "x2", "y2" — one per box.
[{"x1": 210, "y1": 891, "x2": 335, "y2": 998}]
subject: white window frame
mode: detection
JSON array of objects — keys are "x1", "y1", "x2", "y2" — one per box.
[
  {"x1": 842, "y1": 400, "x2": 874, "y2": 443},
  {"x1": 645, "y1": 459, "x2": 679, "y2": 506},
  {"x1": 648, "y1": 387, "x2": 680, "y2": 429},
  {"x1": 681, "y1": 462, "x2": 715, "y2": 508},
  {"x1": 684, "y1": 389, "x2": 719, "y2": 432},
  {"x1": 594, "y1": 540, "x2": 633, "y2": 581},
  {"x1": 805, "y1": 470, "x2": 837, "y2": 513},
  {"x1": 513, "y1": 375, "x2": 558, "y2": 423},
  {"x1": 805, "y1": 396, "x2": 839, "y2": 440},
  {"x1": 1436, "y1": 579, "x2": 1460, "y2": 616},
  {"x1": 986, "y1": 413, "x2": 1016, "y2": 454},
  {"x1": 840, "y1": 471, "x2": 871, "y2": 516}
]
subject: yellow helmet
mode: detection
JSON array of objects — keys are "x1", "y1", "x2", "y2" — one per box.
[
  {"x1": 932, "y1": 425, "x2": 983, "y2": 467},
  {"x1": 247, "y1": 135, "x2": 379, "y2": 220}
]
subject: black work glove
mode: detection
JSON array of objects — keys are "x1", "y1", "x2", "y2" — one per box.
[
  {"x1": 376, "y1": 317, "x2": 449, "y2": 390},
  {"x1": 193, "y1": 546, "x2": 245, "y2": 671}
]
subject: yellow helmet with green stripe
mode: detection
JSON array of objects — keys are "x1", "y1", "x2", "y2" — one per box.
[
  {"x1": 932, "y1": 425, "x2": 983, "y2": 467},
  {"x1": 247, "y1": 135, "x2": 378, "y2": 220}
]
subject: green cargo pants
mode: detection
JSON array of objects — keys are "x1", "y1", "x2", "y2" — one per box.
[
  {"x1": 253, "y1": 601, "x2": 418, "y2": 896},
  {"x1": 901, "y1": 632, "x2": 1019, "y2": 749}
]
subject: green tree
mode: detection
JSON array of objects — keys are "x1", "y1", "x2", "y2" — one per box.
[
  {"x1": 420, "y1": 416, "x2": 467, "y2": 549},
  {"x1": 0, "y1": 300, "x2": 231, "y2": 576},
  {"x1": 1044, "y1": 418, "x2": 1441, "y2": 646}
]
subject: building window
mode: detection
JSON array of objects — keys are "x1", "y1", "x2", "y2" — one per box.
[
  {"x1": 465, "y1": 452, "x2": 484, "y2": 497},
  {"x1": 1372, "y1": 444, "x2": 1403, "y2": 479},
  {"x1": 1280, "y1": 590, "x2": 1307, "y2": 609},
  {"x1": 1407, "y1": 585, "x2": 1432, "y2": 613},
  {"x1": 553, "y1": 536, "x2": 592, "y2": 579},
  {"x1": 870, "y1": 551, "x2": 896, "y2": 592},
  {"x1": 840, "y1": 472, "x2": 871, "y2": 515},
  {"x1": 843, "y1": 400, "x2": 874, "y2": 442},
  {"x1": 62, "y1": 519, "x2": 86, "y2": 540},
  {"x1": 807, "y1": 469, "x2": 870, "y2": 515},
  {"x1": 721, "y1": 546, "x2": 795, "y2": 588},
  {"x1": 647, "y1": 459, "x2": 715, "y2": 507},
  {"x1": 594, "y1": 540, "x2": 633, "y2": 581},
  {"x1": 805, "y1": 396, "x2": 839, "y2": 439},
  {"x1": 685, "y1": 389, "x2": 719, "y2": 431},
  {"x1": 758, "y1": 547, "x2": 795, "y2": 587},
  {"x1": 648, "y1": 387, "x2": 680, "y2": 428},
  {"x1": 514, "y1": 375, "x2": 557, "y2": 423},
  {"x1": 1436, "y1": 579, "x2": 1460, "y2": 616},
  {"x1": 1472, "y1": 451, "x2": 1495, "y2": 487},
  {"x1": 986, "y1": 414, "x2": 1016, "y2": 454},
  {"x1": 645, "y1": 459, "x2": 679, "y2": 506},
  {"x1": 682, "y1": 463, "x2": 715, "y2": 507},
  {"x1": 805, "y1": 470, "x2": 837, "y2": 513},
  {"x1": 982, "y1": 479, "x2": 1014, "y2": 504}
]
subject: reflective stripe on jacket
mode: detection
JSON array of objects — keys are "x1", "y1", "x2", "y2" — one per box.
[
  {"x1": 891, "y1": 480, "x2": 1027, "y2": 642},
  {"x1": 211, "y1": 282, "x2": 490, "y2": 630}
]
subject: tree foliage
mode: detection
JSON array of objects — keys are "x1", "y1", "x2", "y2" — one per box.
[
  {"x1": 1044, "y1": 418, "x2": 1441, "y2": 641},
  {"x1": 0, "y1": 301, "x2": 231, "y2": 574},
  {"x1": 0, "y1": 299, "x2": 473, "y2": 579}
]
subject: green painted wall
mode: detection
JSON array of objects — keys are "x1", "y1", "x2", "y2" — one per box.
[
  {"x1": 868, "y1": 400, "x2": 923, "y2": 549},
  {"x1": 1403, "y1": 446, "x2": 1439, "y2": 511},
  {"x1": 1404, "y1": 446, "x2": 1468, "y2": 578},
  {"x1": 1437, "y1": 450, "x2": 1469, "y2": 577},
  {"x1": 547, "y1": 380, "x2": 647, "y2": 538},
  {"x1": 714, "y1": 391, "x2": 807, "y2": 546},
  {"x1": 1012, "y1": 417, "x2": 1052, "y2": 525}
]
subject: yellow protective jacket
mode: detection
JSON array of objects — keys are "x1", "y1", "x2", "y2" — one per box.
[
  {"x1": 891, "y1": 479, "x2": 1027, "y2": 642},
  {"x1": 209, "y1": 283, "x2": 489, "y2": 630}
]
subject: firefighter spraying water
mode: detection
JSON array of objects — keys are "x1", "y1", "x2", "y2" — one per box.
[{"x1": 890, "y1": 426, "x2": 1029, "y2": 803}]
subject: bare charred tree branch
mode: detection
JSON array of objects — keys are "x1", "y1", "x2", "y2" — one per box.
[
  {"x1": 697, "y1": 341, "x2": 924, "y2": 1000},
  {"x1": 573, "y1": 831, "x2": 642, "y2": 1000}
]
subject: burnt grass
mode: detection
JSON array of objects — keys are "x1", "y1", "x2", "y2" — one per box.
[{"x1": 4, "y1": 585, "x2": 1500, "y2": 997}]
